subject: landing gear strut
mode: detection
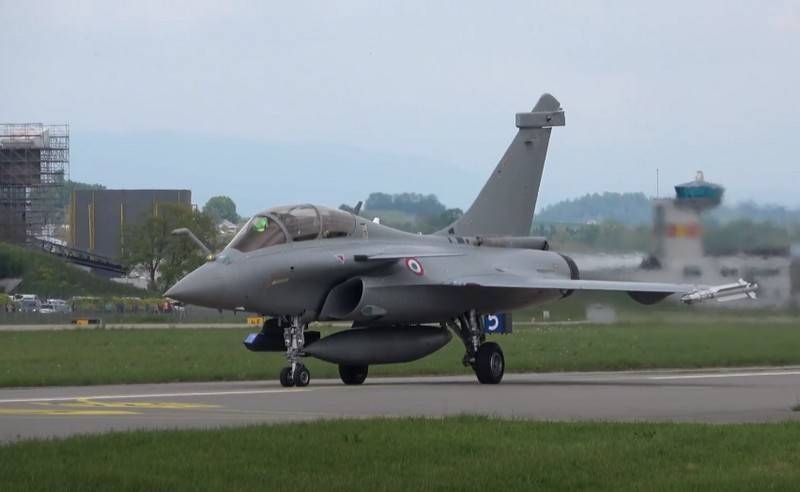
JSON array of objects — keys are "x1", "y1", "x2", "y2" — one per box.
[
  {"x1": 280, "y1": 316, "x2": 311, "y2": 387},
  {"x1": 448, "y1": 310, "x2": 504, "y2": 384}
]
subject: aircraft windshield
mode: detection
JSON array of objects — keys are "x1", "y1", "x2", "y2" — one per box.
[
  {"x1": 227, "y1": 205, "x2": 355, "y2": 252},
  {"x1": 228, "y1": 215, "x2": 287, "y2": 252}
]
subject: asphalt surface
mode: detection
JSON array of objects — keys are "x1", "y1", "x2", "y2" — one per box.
[{"x1": 2, "y1": 367, "x2": 800, "y2": 442}]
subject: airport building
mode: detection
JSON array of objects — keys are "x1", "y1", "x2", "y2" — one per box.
[
  {"x1": 69, "y1": 189, "x2": 191, "y2": 259},
  {"x1": 0, "y1": 124, "x2": 68, "y2": 244},
  {"x1": 633, "y1": 172, "x2": 796, "y2": 307}
]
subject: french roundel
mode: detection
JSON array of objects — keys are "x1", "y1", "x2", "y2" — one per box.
[{"x1": 405, "y1": 258, "x2": 424, "y2": 276}]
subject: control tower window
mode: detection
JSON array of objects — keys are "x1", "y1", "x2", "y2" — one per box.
[{"x1": 228, "y1": 216, "x2": 286, "y2": 252}]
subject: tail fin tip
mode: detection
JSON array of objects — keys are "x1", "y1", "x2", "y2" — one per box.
[
  {"x1": 517, "y1": 93, "x2": 565, "y2": 129},
  {"x1": 533, "y1": 93, "x2": 561, "y2": 112}
]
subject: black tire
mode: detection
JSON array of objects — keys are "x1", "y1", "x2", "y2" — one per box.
[
  {"x1": 338, "y1": 365, "x2": 369, "y2": 385},
  {"x1": 474, "y1": 342, "x2": 504, "y2": 384},
  {"x1": 294, "y1": 365, "x2": 311, "y2": 387},
  {"x1": 279, "y1": 367, "x2": 294, "y2": 387}
]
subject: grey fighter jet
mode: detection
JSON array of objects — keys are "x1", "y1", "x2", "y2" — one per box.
[{"x1": 166, "y1": 94, "x2": 757, "y2": 387}]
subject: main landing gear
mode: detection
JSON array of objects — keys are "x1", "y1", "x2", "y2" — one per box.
[
  {"x1": 279, "y1": 316, "x2": 311, "y2": 388},
  {"x1": 448, "y1": 310, "x2": 505, "y2": 384}
]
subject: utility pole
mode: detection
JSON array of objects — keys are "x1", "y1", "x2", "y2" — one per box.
[{"x1": 656, "y1": 168, "x2": 660, "y2": 199}]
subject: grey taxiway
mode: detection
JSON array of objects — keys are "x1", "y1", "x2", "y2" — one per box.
[{"x1": 2, "y1": 367, "x2": 799, "y2": 442}]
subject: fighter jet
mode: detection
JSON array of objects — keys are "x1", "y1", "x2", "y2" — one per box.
[{"x1": 166, "y1": 94, "x2": 757, "y2": 388}]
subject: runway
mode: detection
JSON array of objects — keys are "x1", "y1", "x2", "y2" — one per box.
[{"x1": 2, "y1": 366, "x2": 800, "y2": 442}]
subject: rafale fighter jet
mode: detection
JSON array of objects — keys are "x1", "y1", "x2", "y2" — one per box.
[{"x1": 166, "y1": 94, "x2": 757, "y2": 388}]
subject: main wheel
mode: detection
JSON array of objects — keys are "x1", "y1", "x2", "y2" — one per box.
[
  {"x1": 293, "y1": 365, "x2": 311, "y2": 387},
  {"x1": 279, "y1": 367, "x2": 294, "y2": 387},
  {"x1": 338, "y1": 364, "x2": 369, "y2": 385},
  {"x1": 474, "y1": 342, "x2": 504, "y2": 384}
]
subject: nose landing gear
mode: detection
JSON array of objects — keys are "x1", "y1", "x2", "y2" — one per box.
[{"x1": 279, "y1": 316, "x2": 311, "y2": 388}]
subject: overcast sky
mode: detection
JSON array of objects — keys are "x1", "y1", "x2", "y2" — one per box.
[{"x1": 2, "y1": 1, "x2": 799, "y2": 214}]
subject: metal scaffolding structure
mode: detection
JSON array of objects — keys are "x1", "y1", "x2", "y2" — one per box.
[{"x1": 0, "y1": 123, "x2": 68, "y2": 243}]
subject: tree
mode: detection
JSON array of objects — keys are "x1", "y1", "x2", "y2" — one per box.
[
  {"x1": 364, "y1": 192, "x2": 446, "y2": 217},
  {"x1": 203, "y1": 196, "x2": 239, "y2": 224},
  {"x1": 703, "y1": 219, "x2": 790, "y2": 256},
  {"x1": 535, "y1": 192, "x2": 652, "y2": 226},
  {"x1": 121, "y1": 204, "x2": 218, "y2": 291}
]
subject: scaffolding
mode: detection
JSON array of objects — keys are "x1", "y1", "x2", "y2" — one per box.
[{"x1": 0, "y1": 123, "x2": 68, "y2": 243}]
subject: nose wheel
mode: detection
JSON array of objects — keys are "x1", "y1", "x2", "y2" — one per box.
[{"x1": 279, "y1": 364, "x2": 311, "y2": 388}]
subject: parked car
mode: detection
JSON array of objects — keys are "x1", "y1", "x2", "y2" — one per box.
[
  {"x1": 39, "y1": 303, "x2": 56, "y2": 314},
  {"x1": 17, "y1": 298, "x2": 41, "y2": 313},
  {"x1": 46, "y1": 299, "x2": 71, "y2": 313}
]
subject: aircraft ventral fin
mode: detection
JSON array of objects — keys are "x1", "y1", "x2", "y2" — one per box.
[
  {"x1": 354, "y1": 252, "x2": 463, "y2": 262},
  {"x1": 443, "y1": 275, "x2": 758, "y2": 305}
]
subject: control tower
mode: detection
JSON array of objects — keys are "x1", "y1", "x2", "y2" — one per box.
[{"x1": 653, "y1": 171, "x2": 724, "y2": 261}]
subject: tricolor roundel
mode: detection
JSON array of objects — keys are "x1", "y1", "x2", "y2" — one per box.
[{"x1": 405, "y1": 257, "x2": 424, "y2": 276}]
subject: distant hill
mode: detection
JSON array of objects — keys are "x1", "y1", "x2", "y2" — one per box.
[
  {"x1": 72, "y1": 132, "x2": 472, "y2": 217},
  {"x1": 0, "y1": 242, "x2": 149, "y2": 298},
  {"x1": 535, "y1": 192, "x2": 652, "y2": 225}
]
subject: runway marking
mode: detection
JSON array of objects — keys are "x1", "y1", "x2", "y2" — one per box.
[
  {"x1": 0, "y1": 408, "x2": 138, "y2": 416},
  {"x1": 0, "y1": 388, "x2": 312, "y2": 405},
  {"x1": 33, "y1": 399, "x2": 221, "y2": 410},
  {"x1": 648, "y1": 370, "x2": 800, "y2": 380}
]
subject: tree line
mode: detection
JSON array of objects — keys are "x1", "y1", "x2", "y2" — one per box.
[{"x1": 535, "y1": 191, "x2": 800, "y2": 227}]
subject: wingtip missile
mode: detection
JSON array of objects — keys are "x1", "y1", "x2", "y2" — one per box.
[{"x1": 681, "y1": 279, "x2": 758, "y2": 304}]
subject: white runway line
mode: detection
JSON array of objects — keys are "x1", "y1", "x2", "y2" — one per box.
[
  {"x1": 648, "y1": 370, "x2": 800, "y2": 380},
  {"x1": 0, "y1": 388, "x2": 312, "y2": 404}
]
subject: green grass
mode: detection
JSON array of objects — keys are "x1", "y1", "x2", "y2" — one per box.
[
  {"x1": 3, "y1": 417, "x2": 800, "y2": 491},
  {"x1": 1, "y1": 320, "x2": 800, "y2": 387},
  {"x1": 0, "y1": 242, "x2": 148, "y2": 298}
]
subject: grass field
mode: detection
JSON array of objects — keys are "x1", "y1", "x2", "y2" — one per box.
[
  {"x1": 1, "y1": 320, "x2": 799, "y2": 387},
  {"x1": 2, "y1": 417, "x2": 800, "y2": 491}
]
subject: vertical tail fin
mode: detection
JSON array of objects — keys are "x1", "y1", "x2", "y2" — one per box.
[{"x1": 438, "y1": 94, "x2": 564, "y2": 237}]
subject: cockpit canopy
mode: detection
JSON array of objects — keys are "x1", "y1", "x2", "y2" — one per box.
[{"x1": 228, "y1": 204, "x2": 356, "y2": 253}]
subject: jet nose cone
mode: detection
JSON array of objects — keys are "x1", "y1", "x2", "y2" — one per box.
[
  {"x1": 163, "y1": 279, "x2": 187, "y2": 300},
  {"x1": 164, "y1": 264, "x2": 223, "y2": 308}
]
